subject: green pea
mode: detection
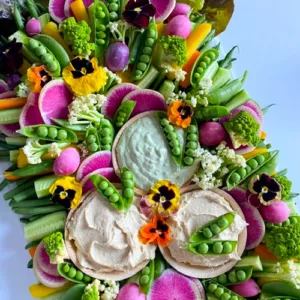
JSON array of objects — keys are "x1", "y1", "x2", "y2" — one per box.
[
  {"x1": 215, "y1": 287, "x2": 224, "y2": 297},
  {"x1": 57, "y1": 130, "x2": 68, "y2": 141},
  {"x1": 109, "y1": 11, "x2": 118, "y2": 21},
  {"x1": 47, "y1": 61, "x2": 58, "y2": 72},
  {"x1": 97, "y1": 24, "x2": 106, "y2": 31},
  {"x1": 290, "y1": 217, "x2": 298, "y2": 224},
  {"x1": 29, "y1": 39, "x2": 39, "y2": 49},
  {"x1": 203, "y1": 227, "x2": 213, "y2": 239},
  {"x1": 230, "y1": 296, "x2": 238, "y2": 300},
  {"x1": 108, "y1": 2, "x2": 118, "y2": 11},
  {"x1": 148, "y1": 29, "x2": 156, "y2": 38},
  {"x1": 142, "y1": 267, "x2": 150, "y2": 275},
  {"x1": 211, "y1": 224, "x2": 221, "y2": 234},
  {"x1": 75, "y1": 271, "x2": 84, "y2": 281},
  {"x1": 197, "y1": 243, "x2": 209, "y2": 254},
  {"x1": 63, "y1": 264, "x2": 70, "y2": 273},
  {"x1": 185, "y1": 148, "x2": 195, "y2": 157},
  {"x1": 46, "y1": 127, "x2": 57, "y2": 139},
  {"x1": 109, "y1": 193, "x2": 120, "y2": 203},
  {"x1": 134, "y1": 70, "x2": 143, "y2": 78},
  {"x1": 221, "y1": 293, "x2": 231, "y2": 300},
  {"x1": 197, "y1": 67, "x2": 204, "y2": 74},
  {"x1": 37, "y1": 126, "x2": 48, "y2": 137},
  {"x1": 194, "y1": 72, "x2": 200, "y2": 79},
  {"x1": 208, "y1": 283, "x2": 218, "y2": 293},
  {"x1": 222, "y1": 242, "x2": 233, "y2": 254},
  {"x1": 104, "y1": 187, "x2": 114, "y2": 197},
  {"x1": 87, "y1": 134, "x2": 96, "y2": 143},
  {"x1": 208, "y1": 52, "x2": 216, "y2": 60},
  {"x1": 97, "y1": 11, "x2": 106, "y2": 18},
  {"x1": 172, "y1": 147, "x2": 181, "y2": 156},
  {"x1": 100, "y1": 128, "x2": 111, "y2": 138},
  {"x1": 265, "y1": 222, "x2": 274, "y2": 229},
  {"x1": 145, "y1": 38, "x2": 155, "y2": 47},
  {"x1": 213, "y1": 242, "x2": 223, "y2": 254},
  {"x1": 83, "y1": 275, "x2": 91, "y2": 283},
  {"x1": 199, "y1": 62, "x2": 207, "y2": 68},
  {"x1": 140, "y1": 54, "x2": 150, "y2": 63},
  {"x1": 123, "y1": 170, "x2": 133, "y2": 179},
  {"x1": 217, "y1": 217, "x2": 229, "y2": 228},
  {"x1": 101, "y1": 119, "x2": 111, "y2": 127},
  {"x1": 102, "y1": 144, "x2": 112, "y2": 150},
  {"x1": 230, "y1": 173, "x2": 241, "y2": 184},
  {"x1": 184, "y1": 156, "x2": 194, "y2": 166},
  {"x1": 228, "y1": 271, "x2": 237, "y2": 283},
  {"x1": 164, "y1": 124, "x2": 174, "y2": 133},
  {"x1": 140, "y1": 274, "x2": 150, "y2": 285},
  {"x1": 168, "y1": 132, "x2": 177, "y2": 140},
  {"x1": 88, "y1": 142, "x2": 99, "y2": 152},
  {"x1": 41, "y1": 53, "x2": 53, "y2": 64},
  {"x1": 236, "y1": 270, "x2": 246, "y2": 281},
  {"x1": 218, "y1": 274, "x2": 228, "y2": 284},
  {"x1": 248, "y1": 159, "x2": 259, "y2": 169},
  {"x1": 97, "y1": 31, "x2": 106, "y2": 39},
  {"x1": 68, "y1": 267, "x2": 77, "y2": 278},
  {"x1": 123, "y1": 179, "x2": 134, "y2": 188},
  {"x1": 237, "y1": 167, "x2": 247, "y2": 178},
  {"x1": 203, "y1": 56, "x2": 211, "y2": 64},
  {"x1": 102, "y1": 136, "x2": 112, "y2": 145},
  {"x1": 96, "y1": 5, "x2": 103, "y2": 11},
  {"x1": 118, "y1": 111, "x2": 126, "y2": 118},
  {"x1": 245, "y1": 165, "x2": 252, "y2": 174},
  {"x1": 143, "y1": 47, "x2": 153, "y2": 55},
  {"x1": 96, "y1": 39, "x2": 105, "y2": 45},
  {"x1": 255, "y1": 154, "x2": 265, "y2": 164},
  {"x1": 116, "y1": 122, "x2": 123, "y2": 127},
  {"x1": 35, "y1": 46, "x2": 47, "y2": 56},
  {"x1": 170, "y1": 139, "x2": 180, "y2": 147},
  {"x1": 117, "y1": 116, "x2": 124, "y2": 123},
  {"x1": 99, "y1": 180, "x2": 109, "y2": 190},
  {"x1": 137, "y1": 62, "x2": 147, "y2": 71},
  {"x1": 188, "y1": 125, "x2": 197, "y2": 134},
  {"x1": 160, "y1": 118, "x2": 169, "y2": 126},
  {"x1": 124, "y1": 188, "x2": 134, "y2": 198},
  {"x1": 188, "y1": 133, "x2": 198, "y2": 142},
  {"x1": 187, "y1": 141, "x2": 198, "y2": 149},
  {"x1": 283, "y1": 219, "x2": 291, "y2": 226}
]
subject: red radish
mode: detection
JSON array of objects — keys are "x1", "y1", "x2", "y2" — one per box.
[
  {"x1": 53, "y1": 148, "x2": 81, "y2": 176},
  {"x1": 26, "y1": 18, "x2": 41, "y2": 36},
  {"x1": 0, "y1": 91, "x2": 17, "y2": 99},
  {"x1": 223, "y1": 187, "x2": 248, "y2": 204},
  {"x1": 150, "y1": 0, "x2": 176, "y2": 22},
  {"x1": 39, "y1": 79, "x2": 73, "y2": 125},
  {"x1": 230, "y1": 279, "x2": 261, "y2": 298},
  {"x1": 76, "y1": 151, "x2": 112, "y2": 181},
  {"x1": 101, "y1": 83, "x2": 139, "y2": 119},
  {"x1": 0, "y1": 123, "x2": 20, "y2": 137},
  {"x1": 81, "y1": 167, "x2": 120, "y2": 193},
  {"x1": 49, "y1": 0, "x2": 67, "y2": 23},
  {"x1": 243, "y1": 100, "x2": 264, "y2": 123},
  {"x1": 0, "y1": 80, "x2": 9, "y2": 94},
  {"x1": 168, "y1": 3, "x2": 191, "y2": 21},
  {"x1": 105, "y1": 42, "x2": 130, "y2": 72},
  {"x1": 166, "y1": 15, "x2": 192, "y2": 38},
  {"x1": 117, "y1": 283, "x2": 146, "y2": 300},
  {"x1": 122, "y1": 89, "x2": 167, "y2": 117},
  {"x1": 64, "y1": 0, "x2": 94, "y2": 17},
  {"x1": 259, "y1": 200, "x2": 290, "y2": 223},
  {"x1": 199, "y1": 122, "x2": 228, "y2": 147},
  {"x1": 20, "y1": 92, "x2": 44, "y2": 128},
  {"x1": 240, "y1": 202, "x2": 265, "y2": 250}
]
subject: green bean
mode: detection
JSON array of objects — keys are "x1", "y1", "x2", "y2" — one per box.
[
  {"x1": 120, "y1": 168, "x2": 135, "y2": 210},
  {"x1": 224, "y1": 89, "x2": 251, "y2": 112},
  {"x1": 139, "y1": 259, "x2": 155, "y2": 295},
  {"x1": 0, "y1": 140, "x2": 20, "y2": 150},
  {"x1": 85, "y1": 126, "x2": 100, "y2": 153},
  {"x1": 91, "y1": 174, "x2": 124, "y2": 211},
  {"x1": 16, "y1": 177, "x2": 33, "y2": 186},
  {"x1": 208, "y1": 71, "x2": 248, "y2": 105},
  {"x1": 0, "y1": 156, "x2": 10, "y2": 162},
  {"x1": 4, "y1": 178, "x2": 35, "y2": 200},
  {"x1": 218, "y1": 46, "x2": 238, "y2": 69},
  {"x1": 26, "y1": 0, "x2": 40, "y2": 19},
  {"x1": 195, "y1": 106, "x2": 230, "y2": 121},
  {"x1": 186, "y1": 240, "x2": 237, "y2": 256},
  {"x1": 14, "y1": 4, "x2": 25, "y2": 31},
  {"x1": 58, "y1": 262, "x2": 93, "y2": 284},
  {"x1": 10, "y1": 197, "x2": 52, "y2": 208},
  {"x1": 210, "y1": 67, "x2": 231, "y2": 92},
  {"x1": 13, "y1": 204, "x2": 65, "y2": 215},
  {"x1": 113, "y1": 101, "x2": 136, "y2": 130},
  {"x1": 129, "y1": 32, "x2": 143, "y2": 64},
  {"x1": 183, "y1": 120, "x2": 199, "y2": 166},
  {"x1": 0, "y1": 178, "x2": 10, "y2": 192},
  {"x1": 106, "y1": 0, "x2": 121, "y2": 21},
  {"x1": 215, "y1": 267, "x2": 253, "y2": 286},
  {"x1": 98, "y1": 118, "x2": 114, "y2": 151},
  {"x1": 20, "y1": 217, "x2": 31, "y2": 224},
  {"x1": 198, "y1": 29, "x2": 216, "y2": 52},
  {"x1": 36, "y1": 3, "x2": 48, "y2": 14},
  {"x1": 12, "y1": 187, "x2": 37, "y2": 202}
]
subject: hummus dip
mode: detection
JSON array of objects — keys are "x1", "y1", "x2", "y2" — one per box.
[
  {"x1": 166, "y1": 190, "x2": 247, "y2": 268},
  {"x1": 115, "y1": 113, "x2": 198, "y2": 191},
  {"x1": 66, "y1": 190, "x2": 156, "y2": 277}
]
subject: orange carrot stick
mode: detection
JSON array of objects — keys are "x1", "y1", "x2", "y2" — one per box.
[
  {"x1": 253, "y1": 244, "x2": 279, "y2": 261},
  {"x1": 0, "y1": 98, "x2": 27, "y2": 110},
  {"x1": 29, "y1": 245, "x2": 38, "y2": 258},
  {"x1": 180, "y1": 51, "x2": 201, "y2": 88}
]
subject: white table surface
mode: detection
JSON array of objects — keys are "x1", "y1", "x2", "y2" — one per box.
[{"x1": 1, "y1": 1, "x2": 300, "y2": 299}]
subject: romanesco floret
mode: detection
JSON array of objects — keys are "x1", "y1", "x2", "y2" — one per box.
[
  {"x1": 266, "y1": 222, "x2": 300, "y2": 261},
  {"x1": 273, "y1": 174, "x2": 292, "y2": 200},
  {"x1": 159, "y1": 35, "x2": 188, "y2": 66},
  {"x1": 82, "y1": 280, "x2": 100, "y2": 300},
  {"x1": 61, "y1": 17, "x2": 95, "y2": 56},
  {"x1": 224, "y1": 110, "x2": 261, "y2": 149},
  {"x1": 43, "y1": 232, "x2": 69, "y2": 264}
]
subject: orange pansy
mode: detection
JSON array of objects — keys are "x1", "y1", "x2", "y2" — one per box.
[
  {"x1": 167, "y1": 100, "x2": 194, "y2": 129},
  {"x1": 27, "y1": 65, "x2": 52, "y2": 93}
]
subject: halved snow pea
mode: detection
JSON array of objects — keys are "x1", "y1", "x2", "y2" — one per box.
[
  {"x1": 215, "y1": 267, "x2": 253, "y2": 286},
  {"x1": 139, "y1": 259, "x2": 155, "y2": 295},
  {"x1": 98, "y1": 118, "x2": 114, "y2": 151},
  {"x1": 195, "y1": 106, "x2": 230, "y2": 121},
  {"x1": 183, "y1": 120, "x2": 199, "y2": 166},
  {"x1": 186, "y1": 240, "x2": 237, "y2": 255},
  {"x1": 189, "y1": 212, "x2": 236, "y2": 243},
  {"x1": 191, "y1": 49, "x2": 219, "y2": 87},
  {"x1": 58, "y1": 262, "x2": 93, "y2": 284},
  {"x1": 203, "y1": 281, "x2": 246, "y2": 300},
  {"x1": 226, "y1": 151, "x2": 279, "y2": 190},
  {"x1": 52, "y1": 119, "x2": 88, "y2": 132},
  {"x1": 60, "y1": 284, "x2": 86, "y2": 300},
  {"x1": 106, "y1": 0, "x2": 121, "y2": 21},
  {"x1": 85, "y1": 125, "x2": 100, "y2": 153},
  {"x1": 156, "y1": 112, "x2": 182, "y2": 165},
  {"x1": 91, "y1": 174, "x2": 124, "y2": 211},
  {"x1": 132, "y1": 19, "x2": 158, "y2": 81},
  {"x1": 18, "y1": 125, "x2": 78, "y2": 143},
  {"x1": 120, "y1": 167, "x2": 134, "y2": 210},
  {"x1": 113, "y1": 101, "x2": 136, "y2": 130}
]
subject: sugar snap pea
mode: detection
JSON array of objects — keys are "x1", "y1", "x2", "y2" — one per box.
[
  {"x1": 27, "y1": 258, "x2": 33, "y2": 269},
  {"x1": 189, "y1": 212, "x2": 236, "y2": 243},
  {"x1": 18, "y1": 125, "x2": 78, "y2": 143},
  {"x1": 186, "y1": 240, "x2": 237, "y2": 256},
  {"x1": 25, "y1": 240, "x2": 41, "y2": 250},
  {"x1": 57, "y1": 262, "x2": 93, "y2": 284},
  {"x1": 139, "y1": 259, "x2": 155, "y2": 295},
  {"x1": 106, "y1": 0, "x2": 121, "y2": 21},
  {"x1": 14, "y1": 4, "x2": 25, "y2": 31},
  {"x1": 266, "y1": 297, "x2": 298, "y2": 300},
  {"x1": 26, "y1": 0, "x2": 40, "y2": 19},
  {"x1": 120, "y1": 167, "x2": 135, "y2": 210},
  {"x1": 91, "y1": 174, "x2": 124, "y2": 211},
  {"x1": 215, "y1": 267, "x2": 253, "y2": 286},
  {"x1": 195, "y1": 106, "x2": 230, "y2": 121},
  {"x1": 224, "y1": 89, "x2": 250, "y2": 112},
  {"x1": 154, "y1": 251, "x2": 167, "y2": 280},
  {"x1": 60, "y1": 284, "x2": 86, "y2": 300},
  {"x1": 183, "y1": 120, "x2": 199, "y2": 166},
  {"x1": 113, "y1": 101, "x2": 136, "y2": 130},
  {"x1": 98, "y1": 118, "x2": 114, "y2": 151},
  {"x1": 210, "y1": 67, "x2": 231, "y2": 92},
  {"x1": 52, "y1": 119, "x2": 88, "y2": 132},
  {"x1": 129, "y1": 32, "x2": 143, "y2": 64},
  {"x1": 85, "y1": 125, "x2": 100, "y2": 153},
  {"x1": 132, "y1": 19, "x2": 158, "y2": 81},
  {"x1": 218, "y1": 46, "x2": 238, "y2": 69},
  {"x1": 266, "y1": 216, "x2": 300, "y2": 229}
]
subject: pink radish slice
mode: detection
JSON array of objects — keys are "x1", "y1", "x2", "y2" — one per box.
[
  {"x1": 122, "y1": 89, "x2": 167, "y2": 117},
  {"x1": 20, "y1": 92, "x2": 45, "y2": 128},
  {"x1": 49, "y1": 0, "x2": 67, "y2": 23},
  {"x1": 230, "y1": 279, "x2": 261, "y2": 298},
  {"x1": 168, "y1": 3, "x2": 191, "y2": 21},
  {"x1": 101, "y1": 83, "x2": 139, "y2": 119},
  {"x1": 0, "y1": 79, "x2": 9, "y2": 94},
  {"x1": 76, "y1": 151, "x2": 113, "y2": 181},
  {"x1": 243, "y1": 100, "x2": 264, "y2": 123},
  {"x1": 116, "y1": 283, "x2": 146, "y2": 300},
  {"x1": 239, "y1": 202, "x2": 265, "y2": 250},
  {"x1": 148, "y1": 269, "x2": 201, "y2": 300},
  {"x1": 64, "y1": 0, "x2": 93, "y2": 17},
  {"x1": 223, "y1": 187, "x2": 248, "y2": 204},
  {"x1": 189, "y1": 278, "x2": 206, "y2": 299},
  {"x1": 0, "y1": 91, "x2": 16, "y2": 99},
  {"x1": 34, "y1": 242, "x2": 60, "y2": 276},
  {"x1": 39, "y1": 79, "x2": 73, "y2": 125},
  {"x1": 81, "y1": 167, "x2": 120, "y2": 193},
  {"x1": 0, "y1": 123, "x2": 20, "y2": 137},
  {"x1": 151, "y1": 0, "x2": 176, "y2": 22}
]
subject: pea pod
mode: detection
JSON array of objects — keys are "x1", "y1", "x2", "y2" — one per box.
[
  {"x1": 90, "y1": 174, "x2": 124, "y2": 211},
  {"x1": 195, "y1": 106, "x2": 230, "y2": 121},
  {"x1": 154, "y1": 251, "x2": 166, "y2": 280},
  {"x1": 13, "y1": 4, "x2": 25, "y2": 31},
  {"x1": 191, "y1": 49, "x2": 219, "y2": 87},
  {"x1": 132, "y1": 19, "x2": 158, "y2": 81},
  {"x1": 186, "y1": 240, "x2": 237, "y2": 256},
  {"x1": 215, "y1": 267, "x2": 253, "y2": 286},
  {"x1": 98, "y1": 118, "x2": 115, "y2": 151},
  {"x1": 183, "y1": 120, "x2": 199, "y2": 166},
  {"x1": 226, "y1": 151, "x2": 279, "y2": 190},
  {"x1": 57, "y1": 262, "x2": 93, "y2": 284},
  {"x1": 266, "y1": 297, "x2": 298, "y2": 300},
  {"x1": 266, "y1": 215, "x2": 300, "y2": 229},
  {"x1": 156, "y1": 112, "x2": 182, "y2": 165},
  {"x1": 120, "y1": 167, "x2": 135, "y2": 210},
  {"x1": 129, "y1": 32, "x2": 143, "y2": 64},
  {"x1": 139, "y1": 259, "x2": 155, "y2": 295},
  {"x1": 106, "y1": 0, "x2": 121, "y2": 21},
  {"x1": 60, "y1": 284, "x2": 86, "y2": 300},
  {"x1": 52, "y1": 119, "x2": 88, "y2": 132},
  {"x1": 189, "y1": 212, "x2": 236, "y2": 243},
  {"x1": 18, "y1": 125, "x2": 78, "y2": 143},
  {"x1": 85, "y1": 125, "x2": 100, "y2": 153},
  {"x1": 113, "y1": 101, "x2": 136, "y2": 130}
]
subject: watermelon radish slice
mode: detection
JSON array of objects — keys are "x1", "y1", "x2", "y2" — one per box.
[
  {"x1": 76, "y1": 151, "x2": 113, "y2": 181},
  {"x1": 101, "y1": 83, "x2": 139, "y2": 119},
  {"x1": 148, "y1": 269, "x2": 202, "y2": 300},
  {"x1": 151, "y1": 0, "x2": 176, "y2": 22},
  {"x1": 243, "y1": 100, "x2": 264, "y2": 123},
  {"x1": 81, "y1": 167, "x2": 120, "y2": 193},
  {"x1": 0, "y1": 80, "x2": 9, "y2": 94},
  {"x1": 20, "y1": 92, "x2": 45, "y2": 128},
  {"x1": 49, "y1": 0, "x2": 67, "y2": 23},
  {"x1": 39, "y1": 79, "x2": 73, "y2": 125},
  {"x1": 64, "y1": 0, "x2": 93, "y2": 17},
  {"x1": 189, "y1": 278, "x2": 206, "y2": 300},
  {"x1": 0, "y1": 91, "x2": 16, "y2": 99},
  {"x1": 239, "y1": 202, "x2": 265, "y2": 250},
  {"x1": 34, "y1": 242, "x2": 60, "y2": 277},
  {"x1": 224, "y1": 187, "x2": 248, "y2": 204},
  {"x1": 122, "y1": 89, "x2": 167, "y2": 117},
  {"x1": 0, "y1": 123, "x2": 20, "y2": 137}
]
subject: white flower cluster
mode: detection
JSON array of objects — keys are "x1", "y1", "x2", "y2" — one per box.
[
  {"x1": 15, "y1": 82, "x2": 30, "y2": 98},
  {"x1": 215, "y1": 142, "x2": 246, "y2": 168},
  {"x1": 167, "y1": 90, "x2": 187, "y2": 105},
  {"x1": 103, "y1": 67, "x2": 122, "y2": 84},
  {"x1": 190, "y1": 78, "x2": 213, "y2": 107},
  {"x1": 287, "y1": 260, "x2": 300, "y2": 289},
  {"x1": 99, "y1": 279, "x2": 119, "y2": 300},
  {"x1": 107, "y1": 21, "x2": 119, "y2": 33},
  {"x1": 160, "y1": 63, "x2": 187, "y2": 82},
  {"x1": 48, "y1": 143, "x2": 62, "y2": 158}
]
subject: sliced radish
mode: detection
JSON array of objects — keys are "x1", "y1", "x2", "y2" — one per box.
[
  {"x1": 189, "y1": 278, "x2": 206, "y2": 299},
  {"x1": 0, "y1": 123, "x2": 20, "y2": 137},
  {"x1": 0, "y1": 79, "x2": 9, "y2": 94},
  {"x1": 223, "y1": 187, "x2": 248, "y2": 204},
  {"x1": 199, "y1": 122, "x2": 228, "y2": 147},
  {"x1": 122, "y1": 89, "x2": 167, "y2": 117},
  {"x1": 76, "y1": 151, "x2": 113, "y2": 181},
  {"x1": 116, "y1": 283, "x2": 146, "y2": 300},
  {"x1": 151, "y1": 0, "x2": 176, "y2": 22},
  {"x1": 39, "y1": 79, "x2": 73, "y2": 125},
  {"x1": 243, "y1": 100, "x2": 264, "y2": 123},
  {"x1": 0, "y1": 91, "x2": 16, "y2": 99},
  {"x1": 49, "y1": 0, "x2": 67, "y2": 23}
]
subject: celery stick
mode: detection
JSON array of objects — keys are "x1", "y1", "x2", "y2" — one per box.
[
  {"x1": 137, "y1": 66, "x2": 159, "y2": 89},
  {"x1": 5, "y1": 136, "x2": 27, "y2": 146},
  {"x1": 158, "y1": 80, "x2": 175, "y2": 100},
  {"x1": 0, "y1": 108, "x2": 22, "y2": 125}
]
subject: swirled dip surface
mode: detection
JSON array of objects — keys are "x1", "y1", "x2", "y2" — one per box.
[
  {"x1": 167, "y1": 190, "x2": 247, "y2": 268},
  {"x1": 115, "y1": 114, "x2": 198, "y2": 191},
  {"x1": 67, "y1": 190, "x2": 156, "y2": 274}
]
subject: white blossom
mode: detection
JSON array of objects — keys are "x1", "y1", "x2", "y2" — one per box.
[
  {"x1": 174, "y1": 68, "x2": 187, "y2": 82},
  {"x1": 15, "y1": 82, "x2": 30, "y2": 98},
  {"x1": 48, "y1": 143, "x2": 62, "y2": 158}
]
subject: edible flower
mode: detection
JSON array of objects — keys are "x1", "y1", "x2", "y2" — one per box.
[
  {"x1": 122, "y1": 0, "x2": 156, "y2": 28},
  {"x1": 27, "y1": 65, "x2": 52, "y2": 93},
  {"x1": 62, "y1": 57, "x2": 107, "y2": 96},
  {"x1": 0, "y1": 38, "x2": 23, "y2": 75},
  {"x1": 49, "y1": 176, "x2": 82, "y2": 209},
  {"x1": 248, "y1": 173, "x2": 281, "y2": 206},
  {"x1": 139, "y1": 215, "x2": 172, "y2": 247},
  {"x1": 168, "y1": 100, "x2": 194, "y2": 128}
]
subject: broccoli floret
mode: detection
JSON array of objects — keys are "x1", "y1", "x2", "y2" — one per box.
[
  {"x1": 81, "y1": 280, "x2": 100, "y2": 300},
  {"x1": 224, "y1": 110, "x2": 261, "y2": 149},
  {"x1": 43, "y1": 232, "x2": 68, "y2": 264},
  {"x1": 61, "y1": 17, "x2": 95, "y2": 56},
  {"x1": 266, "y1": 222, "x2": 300, "y2": 261},
  {"x1": 273, "y1": 174, "x2": 292, "y2": 200},
  {"x1": 159, "y1": 35, "x2": 188, "y2": 66}
]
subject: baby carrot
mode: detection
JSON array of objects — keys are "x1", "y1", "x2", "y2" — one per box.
[
  {"x1": 0, "y1": 98, "x2": 27, "y2": 111},
  {"x1": 180, "y1": 51, "x2": 201, "y2": 88}
]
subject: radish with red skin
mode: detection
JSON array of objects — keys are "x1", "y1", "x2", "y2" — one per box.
[
  {"x1": 26, "y1": 18, "x2": 41, "y2": 36},
  {"x1": 49, "y1": 0, "x2": 68, "y2": 23},
  {"x1": 230, "y1": 278, "x2": 261, "y2": 298},
  {"x1": 116, "y1": 283, "x2": 146, "y2": 300},
  {"x1": 104, "y1": 42, "x2": 130, "y2": 72},
  {"x1": 151, "y1": 0, "x2": 176, "y2": 22},
  {"x1": 199, "y1": 122, "x2": 228, "y2": 147},
  {"x1": 53, "y1": 148, "x2": 81, "y2": 176},
  {"x1": 0, "y1": 80, "x2": 9, "y2": 94},
  {"x1": 0, "y1": 91, "x2": 17, "y2": 99},
  {"x1": 0, "y1": 123, "x2": 20, "y2": 137},
  {"x1": 168, "y1": 3, "x2": 191, "y2": 21},
  {"x1": 259, "y1": 200, "x2": 290, "y2": 223},
  {"x1": 166, "y1": 15, "x2": 192, "y2": 38}
]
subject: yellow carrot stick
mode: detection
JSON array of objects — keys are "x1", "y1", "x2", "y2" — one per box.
[
  {"x1": 243, "y1": 148, "x2": 267, "y2": 160},
  {"x1": 71, "y1": 0, "x2": 90, "y2": 23},
  {"x1": 29, "y1": 283, "x2": 72, "y2": 298}
]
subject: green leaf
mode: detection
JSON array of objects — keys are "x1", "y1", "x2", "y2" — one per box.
[
  {"x1": 181, "y1": 0, "x2": 205, "y2": 11},
  {"x1": 262, "y1": 104, "x2": 276, "y2": 115}
]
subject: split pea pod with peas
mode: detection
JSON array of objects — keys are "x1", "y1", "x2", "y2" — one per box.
[
  {"x1": 195, "y1": 106, "x2": 230, "y2": 121},
  {"x1": 186, "y1": 240, "x2": 237, "y2": 256},
  {"x1": 183, "y1": 120, "x2": 199, "y2": 166},
  {"x1": 215, "y1": 267, "x2": 253, "y2": 286},
  {"x1": 113, "y1": 100, "x2": 136, "y2": 130},
  {"x1": 57, "y1": 262, "x2": 93, "y2": 284},
  {"x1": 98, "y1": 118, "x2": 114, "y2": 151},
  {"x1": 85, "y1": 125, "x2": 100, "y2": 153},
  {"x1": 105, "y1": 0, "x2": 121, "y2": 21},
  {"x1": 120, "y1": 167, "x2": 135, "y2": 210}
]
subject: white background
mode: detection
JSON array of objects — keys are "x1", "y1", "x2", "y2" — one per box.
[{"x1": 0, "y1": 1, "x2": 300, "y2": 299}]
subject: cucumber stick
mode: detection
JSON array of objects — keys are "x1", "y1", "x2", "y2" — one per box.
[
  {"x1": 34, "y1": 174, "x2": 59, "y2": 199},
  {"x1": 137, "y1": 66, "x2": 159, "y2": 89},
  {"x1": 158, "y1": 80, "x2": 175, "y2": 100},
  {"x1": 24, "y1": 210, "x2": 67, "y2": 242},
  {"x1": 0, "y1": 108, "x2": 22, "y2": 125},
  {"x1": 14, "y1": 205, "x2": 64, "y2": 216},
  {"x1": 5, "y1": 137, "x2": 27, "y2": 146},
  {"x1": 235, "y1": 255, "x2": 263, "y2": 271},
  {"x1": 4, "y1": 178, "x2": 34, "y2": 200},
  {"x1": 9, "y1": 198, "x2": 52, "y2": 208}
]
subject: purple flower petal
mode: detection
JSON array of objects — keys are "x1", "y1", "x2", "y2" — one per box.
[
  {"x1": 262, "y1": 190, "x2": 277, "y2": 202},
  {"x1": 248, "y1": 194, "x2": 261, "y2": 208},
  {"x1": 122, "y1": 10, "x2": 138, "y2": 26},
  {"x1": 260, "y1": 173, "x2": 271, "y2": 186},
  {"x1": 269, "y1": 178, "x2": 281, "y2": 192},
  {"x1": 142, "y1": 4, "x2": 156, "y2": 16},
  {"x1": 134, "y1": 13, "x2": 151, "y2": 28},
  {"x1": 252, "y1": 179, "x2": 263, "y2": 194}
]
